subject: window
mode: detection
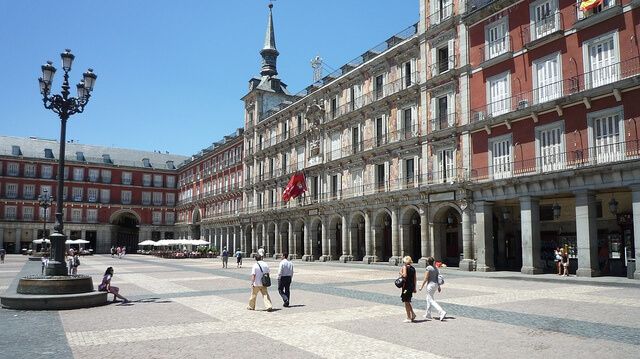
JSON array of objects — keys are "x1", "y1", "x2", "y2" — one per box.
[
  {"x1": 153, "y1": 174, "x2": 163, "y2": 187},
  {"x1": 351, "y1": 126, "x2": 361, "y2": 153},
  {"x1": 166, "y1": 176, "x2": 175, "y2": 188},
  {"x1": 166, "y1": 193, "x2": 175, "y2": 206},
  {"x1": 88, "y1": 188, "x2": 99, "y2": 202},
  {"x1": 430, "y1": 0, "x2": 452, "y2": 25},
  {"x1": 23, "y1": 207, "x2": 34, "y2": 221},
  {"x1": 142, "y1": 192, "x2": 151, "y2": 205},
  {"x1": 41, "y1": 165, "x2": 53, "y2": 179},
  {"x1": 7, "y1": 162, "x2": 18, "y2": 176},
  {"x1": 533, "y1": 53, "x2": 561, "y2": 103},
  {"x1": 101, "y1": 169, "x2": 111, "y2": 183},
  {"x1": 64, "y1": 167, "x2": 69, "y2": 179},
  {"x1": 487, "y1": 72, "x2": 510, "y2": 116},
  {"x1": 40, "y1": 185, "x2": 52, "y2": 196},
  {"x1": 530, "y1": 0, "x2": 559, "y2": 41},
  {"x1": 331, "y1": 174, "x2": 339, "y2": 199},
  {"x1": 88, "y1": 169, "x2": 99, "y2": 182},
  {"x1": 352, "y1": 169, "x2": 363, "y2": 196},
  {"x1": 329, "y1": 132, "x2": 342, "y2": 160},
  {"x1": 577, "y1": 0, "x2": 616, "y2": 20},
  {"x1": 143, "y1": 174, "x2": 152, "y2": 186},
  {"x1": 282, "y1": 153, "x2": 289, "y2": 174},
  {"x1": 153, "y1": 192, "x2": 163, "y2": 206},
  {"x1": 73, "y1": 168, "x2": 84, "y2": 181},
  {"x1": 405, "y1": 158, "x2": 415, "y2": 185},
  {"x1": 24, "y1": 164, "x2": 36, "y2": 177},
  {"x1": 165, "y1": 212, "x2": 175, "y2": 225},
  {"x1": 485, "y1": 18, "x2": 509, "y2": 60},
  {"x1": 432, "y1": 40, "x2": 454, "y2": 75},
  {"x1": 374, "y1": 74, "x2": 385, "y2": 100},
  {"x1": 376, "y1": 164, "x2": 387, "y2": 192},
  {"x1": 152, "y1": 211, "x2": 162, "y2": 224},
  {"x1": 589, "y1": 107, "x2": 625, "y2": 163},
  {"x1": 375, "y1": 116, "x2": 387, "y2": 147},
  {"x1": 297, "y1": 114, "x2": 304, "y2": 134},
  {"x1": 72, "y1": 187, "x2": 83, "y2": 202},
  {"x1": 6, "y1": 183, "x2": 18, "y2": 198},
  {"x1": 87, "y1": 209, "x2": 98, "y2": 223},
  {"x1": 584, "y1": 32, "x2": 619, "y2": 89},
  {"x1": 100, "y1": 189, "x2": 110, "y2": 204},
  {"x1": 5, "y1": 206, "x2": 17, "y2": 220},
  {"x1": 39, "y1": 206, "x2": 50, "y2": 220},
  {"x1": 296, "y1": 146, "x2": 305, "y2": 170},
  {"x1": 121, "y1": 190, "x2": 132, "y2": 204},
  {"x1": 402, "y1": 60, "x2": 415, "y2": 88},
  {"x1": 122, "y1": 172, "x2": 132, "y2": 185},
  {"x1": 489, "y1": 135, "x2": 512, "y2": 179},
  {"x1": 436, "y1": 148, "x2": 455, "y2": 182},
  {"x1": 400, "y1": 107, "x2": 415, "y2": 140},
  {"x1": 432, "y1": 93, "x2": 454, "y2": 130},
  {"x1": 330, "y1": 95, "x2": 339, "y2": 119},
  {"x1": 352, "y1": 84, "x2": 363, "y2": 110},
  {"x1": 71, "y1": 209, "x2": 82, "y2": 223},
  {"x1": 23, "y1": 184, "x2": 35, "y2": 199},
  {"x1": 536, "y1": 122, "x2": 565, "y2": 172}
]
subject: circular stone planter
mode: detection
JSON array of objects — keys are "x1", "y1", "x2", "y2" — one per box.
[{"x1": 17, "y1": 275, "x2": 94, "y2": 295}]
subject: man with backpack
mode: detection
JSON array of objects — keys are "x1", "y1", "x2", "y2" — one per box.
[
  {"x1": 221, "y1": 247, "x2": 229, "y2": 268},
  {"x1": 247, "y1": 252, "x2": 273, "y2": 311}
]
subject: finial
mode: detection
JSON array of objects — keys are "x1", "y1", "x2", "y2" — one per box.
[{"x1": 268, "y1": 3, "x2": 273, "y2": 9}]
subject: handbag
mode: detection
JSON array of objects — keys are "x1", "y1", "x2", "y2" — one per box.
[
  {"x1": 394, "y1": 276, "x2": 405, "y2": 288},
  {"x1": 437, "y1": 274, "x2": 444, "y2": 286},
  {"x1": 257, "y1": 262, "x2": 271, "y2": 287}
]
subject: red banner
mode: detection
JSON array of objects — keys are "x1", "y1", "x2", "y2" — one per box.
[
  {"x1": 580, "y1": 0, "x2": 603, "y2": 11},
  {"x1": 282, "y1": 172, "x2": 307, "y2": 202}
]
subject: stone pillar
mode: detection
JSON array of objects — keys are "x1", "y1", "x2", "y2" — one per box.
[
  {"x1": 418, "y1": 205, "x2": 429, "y2": 267},
  {"x1": 274, "y1": 222, "x2": 281, "y2": 259},
  {"x1": 632, "y1": 185, "x2": 640, "y2": 279},
  {"x1": 339, "y1": 215, "x2": 350, "y2": 262},
  {"x1": 239, "y1": 227, "x2": 244, "y2": 253},
  {"x1": 363, "y1": 210, "x2": 376, "y2": 263},
  {"x1": 389, "y1": 207, "x2": 401, "y2": 265},
  {"x1": 475, "y1": 201, "x2": 495, "y2": 272},
  {"x1": 15, "y1": 228, "x2": 22, "y2": 254},
  {"x1": 302, "y1": 220, "x2": 313, "y2": 261},
  {"x1": 234, "y1": 226, "x2": 239, "y2": 252},
  {"x1": 0, "y1": 228, "x2": 4, "y2": 251},
  {"x1": 575, "y1": 190, "x2": 600, "y2": 277},
  {"x1": 251, "y1": 226, "x2": 257, "y2": 257},
  {"x1": 459, "y1": 208, "x2": 474, "y2": 271},
  {"x1": 520, "y1": 196, "x2": 542, "y2": 274},
  {"x1": 320, "y1": 217, "x2": 331, "y2": 262},
  {"x1": 287, "y1": 222, "x2": 293, "y2": 258},
  {"x1": 262, "y1": 224, "x2": 267, "y2": 254}
]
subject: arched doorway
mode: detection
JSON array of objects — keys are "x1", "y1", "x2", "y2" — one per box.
[
  {"x1": 191, "y1": 208, "x2": 201, "y2": 240},
  {"x1": 267, "y1": 222, "x2": 276, "y2": 256},
  {"x1": 327, "y1": 215, "x2": 342, "y2": 261},
  {"x1": 433, "y1": 206, "x2": 462, "y2": 267},
  {"x1": 292, "y1": 219, "x2": 305, "y2": 259},
  {"x1": 374, "y1": 210, "x2": 392, "y2": 262},
  {"x1": 349, "y1": 213, "x2": 366, "y2": 261},
  {"x1": 244, "y1": 225, "x2": 253, "y2": 254},
  {"x1": 280, "y1": 221, "x2": 290, "y2": 255},
  {"x1": 111, "y1": 211, "x2": 140, "y2": 252},
  {"x1": 401, "y1": 206, "x2": 422, "y2": 262},
  {"x1": 310, "y1": 218, "x2": 322, "y2": 260}
]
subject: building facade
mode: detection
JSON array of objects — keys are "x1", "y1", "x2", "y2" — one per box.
[{"x1": 0, "y1": 136, "x2": 187, "y2": 253}]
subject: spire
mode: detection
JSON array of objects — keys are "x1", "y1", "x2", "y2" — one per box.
[{"x1": 260, "y1": 3, "x2": 279, "y2": 77}]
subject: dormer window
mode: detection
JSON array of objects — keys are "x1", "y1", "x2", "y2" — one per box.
[
  {"x1": 76, "y1": 151, "x2": 85, "y2": 161},
  {"x1": 11, "y1": 145, "x2": 21, "y2": 156},
  {"x1": 44, "y1": 148, "x2": 54, "y2": 159},
  {"x1": 102, "y1": 154, "x2": 112, "y2": 164},
  {"x1": 142, "y1": 158, "x2": 151, "y2": 168}
]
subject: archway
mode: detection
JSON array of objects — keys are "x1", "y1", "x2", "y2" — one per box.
[
  {"x1": 110, "y1": 210, "x2": 140, "y2": 252},
  {"x1": 310, "y1": 217, "x2": 323, "y2": 260},
  {"x1": 266, "y1": 222, "x2": 276, "y2": 256},
  {"x1": 244, "y1": 225, "x2": 253, "y2": 254},
  {"x1": 292, "y1": 219, "x2": 305, "y2": 259},
  {"x1": 349, "y1": 213, "x2": 366, "y2": 261},
  {"x1": 373, "y1": 209, "x2": 392, "y2": 262},
  {"x1": 191, "y1": 208, "x2": 202, "y2": 240},
  {"x1": 280, "y1": 221, "x2": 290, "y2": 256},
  {"x1": 433, "y1": 206, "x2": 462, "y2": 267},
  {"x1": 327, "y1": 215, "x2": 342, "y2": 260},
  {"x1": 400, "y1": 206, "x2": 422, "y2": 262}
]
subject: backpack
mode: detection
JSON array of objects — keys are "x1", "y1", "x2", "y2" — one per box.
[
  {"x1": 74, "y1": 257, "x2": 80, "y2": 266},
  {"x1": 256, "y1": 262, "x2": 271, "y2": 287}
]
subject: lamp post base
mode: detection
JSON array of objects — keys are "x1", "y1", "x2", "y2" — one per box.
[
  {"x1": 46, "y1": 232, "x2": 68, "y2": 276},
  {"x1": 45, "y1": 261, "x2": 68, "y2": 276}
]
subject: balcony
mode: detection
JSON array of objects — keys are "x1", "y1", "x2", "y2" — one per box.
[
  {"x1": 478, "y1": 35, "x2": 512, "y2": 68},
  {"x1": 428, "y1": 55, "x2": 457, "y2": 82},
  {"x1": 573, "y1": 0, "x2": 621, "y2": 31},
  {"x1": 523, "y1": 12, "x2": 564, "y2": 49},
  {"x1": 428, "y1": 4, "x2": 454, "y2": 29},
  {"x1": 472, "y1": 139, "x2": 640, "y2": 182},
  {"x1": 471, "y1": 56, "x2": 640, "y2": 124},
  {"x1": 431, "y1": 112, "x2": 458, "y2": 132}
]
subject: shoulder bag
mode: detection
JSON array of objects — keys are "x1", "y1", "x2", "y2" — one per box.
[{"x1": 257, "y1": 262, "x2": 271, "y2": 287}]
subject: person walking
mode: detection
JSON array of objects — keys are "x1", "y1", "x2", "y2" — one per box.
[
  {"x1": 554, "y1": 247, "x2": 562, "y2": 275},
  {"x1": 71, "y1": 252, "x2": 80, "y2": 275},
  {"x1": 277, "y1": 252, "x2": 294, "y2": 307},
  {"x1": 116, "y1": 246, "x2": 122, "y2": 259},
  {"x1": 41, "y1": 254, "x2": 49, "y2": 274},
  {"x1": 110, "y1": 246, "x2": 115, "y2": 258},
  {"x1": 98, "y1": 267, "x2": 130, "y2": 303},
  {"x1": 419, "y1": 256, "x2": 446, "y2": 321},
  {"x1": 0, "y1": 248, "x2": 6, "y2": 263},
  {"x1": 561, "y1": 248, "x2": 570, "y2": 276},
  {"x1": 400, "y1": 256, "x2": 417, "y2": 323},
  {"x1": 247, "y1": 253, "x2": 273, "y2": 311},
  {"x1": 66, "y1": 249, "x2": 75, "y2": 275},
  {"x1": 235, "y1": 248, "x2": 243, "y2": 268},
  {"x1": 222, "y1": 247, "x2": 229, "y2": 268}
]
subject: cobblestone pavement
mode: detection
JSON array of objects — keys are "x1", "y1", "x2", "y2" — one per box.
[{"x1": 1, "y1": 254, "x2": 639, "y2": 358}]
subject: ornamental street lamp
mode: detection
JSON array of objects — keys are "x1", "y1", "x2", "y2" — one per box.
[
  {"x1": 39, "y1": 49, "x2": 96, "y2": 276},
  {"x1": 37, "y1": 189, "x2": 52, "y2": 252}
]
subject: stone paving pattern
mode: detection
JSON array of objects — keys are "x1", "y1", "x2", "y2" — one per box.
[{"x1": 1, "y1": 254, "x2": 639, "y2": 358}]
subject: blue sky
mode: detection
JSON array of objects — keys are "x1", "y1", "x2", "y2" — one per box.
[{"x1": 0, "y1": 1, "x2": 418, "y2": 156}]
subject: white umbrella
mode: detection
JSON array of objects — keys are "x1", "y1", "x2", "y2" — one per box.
[
  {"x1": 139, "y1": 240, "x2": 157, "y2": 246},
  {"x1": 33, "y1": 238, "x2": 51, "y2": 244},
  {"x1": 75, "y1": 239, "x2": 90, "y2": 244},
  {"x1": 190, "y1": 239, "x2": 210, "y2": 246}
]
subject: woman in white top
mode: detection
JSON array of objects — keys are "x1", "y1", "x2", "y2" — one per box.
[{"x1": 419, "y1": 256, "x2": 446, "y2": 321}]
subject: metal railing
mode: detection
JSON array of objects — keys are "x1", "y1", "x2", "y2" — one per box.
[
  {"x1": 479, "y1": 35, "x2": 511, "y2": 63},
  {"x1": 429, "y1": 55, "x2": 457, "y2": 78},
  {"x1": 428, "y1": 4, "x2": 454, "y2": 27},
  {"x1": 574, "y1": 0, "x2": 617, "y2": 22},
  {"x1": 431, "y1": 112, "x2": 458, "y2": 131},
  {"x1": 473, "y1": 139, "x2": 640, "y2": 181},
  {"x1": 471, "y1": 56, "x2": 640, "y2": 122},
  {"x1": 522, "y1": 12, "x2": 563, "y2": 45}
]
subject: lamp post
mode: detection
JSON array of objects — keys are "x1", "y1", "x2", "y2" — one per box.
[
  {"x1": 39, "y1": 49, "x2": 96, "y2": 276},
  {"x1": 38, "y1": 189, "x2": 52, "y2": 252}
]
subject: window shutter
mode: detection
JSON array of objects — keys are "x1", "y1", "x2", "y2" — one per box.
[
  {"x1": 430, "y1": 97, "x2": 436, "y2": 129},
  {"x1": 397, "y1": 109, "x2": 402, "y2": 134},
  {"x1": 430, "y1": 46, "x2": 437, "y2": 76},
  {"x1": 398, "y1": 159, "x2": 404, "y2": 189},
  {"x1": 411, "y1": 106, "x2": 417, "y2": 134},
  {"x1": 411, "y1": 59, "x2": 417, "y2": 84},
  {"x1": 385, "y1": 161, "x2": 390, "y2": 191},
  {"x1": 448, "y1": 39, "x2": 455, "y2": 70}
]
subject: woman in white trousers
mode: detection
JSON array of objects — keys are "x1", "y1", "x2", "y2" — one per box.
[{"x1": 419, "y1": 256, "x2": 446, "y2": 321}]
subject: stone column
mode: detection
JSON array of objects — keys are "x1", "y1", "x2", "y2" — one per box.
[
  {"x1": 363, "y1": 210, "x2": 376, "y2": 263},
  {"x1": 15, "y1": 228, "x2": 22, "y2": 254},
  {"x1": 251, "y1": 226, "x2": 257, "y2": 257},
  {"x1": 575, "y1": 190, "x2": 599, "y2": 277},
  {"x1": 239, "y1": 227, "x2": 244, "y2": 253},
  {"x1": 389, "y1": 207, "x2": 401, "y2": 265},
  {"x1": 632, "y1": 185, "x2": 640, "y2": 279},
  {"x1": 274, "y1": 222, "x2": 281, "y2": 259},
  {"x1": 459, "y1": 208, "x2": 474, "y2": 271},
  {"x1": 475, "y1": 201, "x2": 495, "y2": 272},
  {"x1": 0, "y1": 228, "x2": 4, "y2": 251},
  {"x1": 262, "y1": 224, "x2": 267, "y2": 254},
  {"x1": 339, "y1": 215, "x2": 350, "y2": 262},
  {"x1": 302, "y1": 220, "x2": 313, "y2": 261},
  {"x1": 320, "y1": 219, "x2": 329, "y2": 261},
  {"x1": 287, "y1": 222, "x2": 293, "y2": 258},
  {"x1": 234, "y1": 226, "x2": 239, "y2": 252},
  {"x1": 418, "y1": 205, "x2": 429, "y2": 267},
  {"x1": 520, "y1": 196, "x2": 542, "y2": 274}
]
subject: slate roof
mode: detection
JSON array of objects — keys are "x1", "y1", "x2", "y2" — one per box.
[{"x1": 0, "y1": 136, "x2": 189, "y2": 171}]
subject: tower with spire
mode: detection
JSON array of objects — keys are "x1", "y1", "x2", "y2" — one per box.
[{"x1": 242, "y1": 3, "x2": 293, "y2": 129}]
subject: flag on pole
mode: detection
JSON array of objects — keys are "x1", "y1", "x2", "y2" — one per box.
[
  {"x1": 282, "y1": 172, "x2": 307, "y2": 202},
  {"x1": 580, "y1": 0, "x2": 603, "y2": 11}
]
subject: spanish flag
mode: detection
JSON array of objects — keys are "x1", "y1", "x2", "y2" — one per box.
[{"x1": 580, "y1": 0, "x2": 603, "y2": 11}]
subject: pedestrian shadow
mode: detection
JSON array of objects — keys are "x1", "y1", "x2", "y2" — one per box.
[
  {"x1": 120, "y1": 297, "x2": 173, "y2": 305},
  {"x1": 285, "y1": 304, "x2": 305, "y2": 308}
]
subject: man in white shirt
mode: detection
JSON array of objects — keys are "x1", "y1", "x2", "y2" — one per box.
[
  {"x1": 247, "y1": 254, "x2": 273, "y2": 311},
  {"x1": 277, "y1": 252, "x2": 294, "y2": 307}
]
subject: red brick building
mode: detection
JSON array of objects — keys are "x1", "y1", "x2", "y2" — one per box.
[{"x1": 0, "y1": 136, "x2": 187, "y2": 253}]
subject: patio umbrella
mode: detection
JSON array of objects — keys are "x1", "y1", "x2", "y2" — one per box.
[
  {"x1": 139, "y1": 240, "x2": 157, "y2": 246},
  {"x1": 33, "y1": 238, "x2": 51, "y2": 244}
]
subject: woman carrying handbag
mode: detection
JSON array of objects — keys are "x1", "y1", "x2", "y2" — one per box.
[{"x1": 399, "y1": 256, "x2": 417, "y2": 323}]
